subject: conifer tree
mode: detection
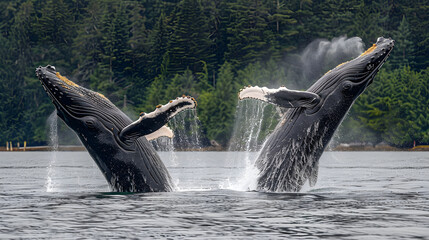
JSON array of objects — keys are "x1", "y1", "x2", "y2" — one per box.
[
  {"x1": 165, "y1": 69, "x2": 197, "y2": 99},
  {"x1": 265, "y1": 0, "x2": 298, "y2": 58},
  {"x1": 35, "y1": 0, "x2": 73, "y2": 46},
  {"x1": 352, "y1": 1, "x2": 384, "y2": 45},
  {"x1": 144, "y1": 75, "x2": 167, "y2": 111},
  {"x1": 73, "y1": 0, "x2": 104, "y2": 83},
  {"x1": 167, "y1": 0, "x2": 215, "y2": 76},
  {"x1": 391, "y1": 15, "x2": 414, "y2": 68},
  {"x1": 147, "y1": 12, "x2": 169, "y2": 80},
  {"x1": 10, "y1": 1, "x2": 36, "y2": 56},
  {"x1": 225, "y1": 0, "x2": 271, "y2": 68},
  {"x1": 198, "y1": 62, "x2": 237, "y2": 145}
]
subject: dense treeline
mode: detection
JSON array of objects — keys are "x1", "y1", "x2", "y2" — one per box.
[{"x1": 0, "y1": 0, "x2": 427, "y2": 147}]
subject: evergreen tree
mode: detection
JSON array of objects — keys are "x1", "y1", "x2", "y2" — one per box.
[
  {"x1": 236, "y1": 58, "x2": 288, "y2": 87},
  {"x1": 167, "y1": 0, "x2": 215, "y2": 76},
  {"x1": 402, "y1": 1, "x2": 429, "y2": 70},
  {"x1": 198, "y1": 62, "x2": 237, "y2": 145},
  {"x1": 165, "y1": 69, "x2": 198, "y2": 99},
  {"x1": 35, "y1": 0, "x2": 73, "y2": 46},
  {"x1": 128, "y1": 1, "x2": 149, "y2": 77},
  {"x1": 352, "y1": 1, "x2": 384, "y2": 45},
  {"x1": 144, "y1": 75, "x2": 167, "y2": 112},
  {"x1": 225, "y1": 0, "x2": 272, "y2": 68},
  {"x1": 147, "y1": 12, "x2": 169, "y2": 80},
  {"x1": 203, "y1": 0, "x2": 230, "y2": 75},
  {"x1": 391, "y1": 15, "x2": 414, "y2": 68},
  {"x1": 10, "y1": 1, "x2": 36, "y2": 56},
  {"x1": 265, "y1": 0, "x2": 298, "y2": 58},
  {"x1": 353, "y1": 67, "x2": 429, "y2": 147},
  {"x1": 90, "y1": 2, "x2": 132, "y2": 104},
  {"x1": 73, "y1": 0, "x2": 104, "y2": 82}
]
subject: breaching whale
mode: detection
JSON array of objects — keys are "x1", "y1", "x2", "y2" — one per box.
[
  {"x1": 36, "y1": 65, "x2": 196, "y2": 192},
  {"x1": 239, "y1": 37, "x2": 394, "y2": 192}
]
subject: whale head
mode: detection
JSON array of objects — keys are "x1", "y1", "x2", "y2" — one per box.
[
  {"x1": 36, "y1": 65, "x2": 196, "y2": 148},
  {"x1": 307, "y1": 37, "x2": 394, "y2": 114},
  {"x1": 36, "y1": 65, "x2": 128, "y2": 144}
]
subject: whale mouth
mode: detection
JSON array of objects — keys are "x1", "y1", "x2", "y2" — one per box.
[
  {"x1": 36, "y1": 66, "x2": 71, "y2": 115},
  {"x1": 36, "y1": 65, "x2": 95, "y2": 121},
  {"x1": 341, "y1": 38, "x2": 394, "y2": 85},
  {"x1": 361, "y1": 38, "x2": 394, "y2": 88},
  {"x1": 362, "y1": 37, "x2": 394, "y2": 72},
  {"x1": 36, "y1": 65, "x2": 115, "y2": 120}
]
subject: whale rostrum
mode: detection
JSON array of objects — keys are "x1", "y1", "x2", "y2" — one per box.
[
  {"x1": 239, "y1": 37, "x2": 394, "y2": 192},
  {"x1": 36, "y1": 65, "x2": 196, "y2": 192}
]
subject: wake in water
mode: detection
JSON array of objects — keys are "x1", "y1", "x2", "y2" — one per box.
[{"x1": 45, "y1": 110, "x2": 58, "y2": 192}]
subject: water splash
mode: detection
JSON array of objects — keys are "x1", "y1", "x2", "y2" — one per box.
[
  {"x1": 229, "y1": 100, "x2": 279, "y2": 152},
  {"x1": 151, "y1": 110, "x2": 203, "y2": 187},
  {"x1": 151, "y1": 137, "x2": 178, "y2": 166},
  {"x1": 45, "y1": 110, "x2": 59, "y2": 192},
  {"x1": 223, "y1": 100, "x2": 280, "y2": 191},
  {"x1": 168, "y1": 110, "x2": 203, "y2": 151}
]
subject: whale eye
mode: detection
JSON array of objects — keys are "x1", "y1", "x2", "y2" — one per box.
[
  {"x1": 342, "y1": 82, "x2": 353, "y2": 95},
  {"x1": 366, "y1": 63, "x2": 374, "y2": 71},
  {"x1": 85, "y1": 120, "x2": 95, "y2": 129},
  {"x1": 343, "y1": 83, "x2": 351, "y2": 91}
]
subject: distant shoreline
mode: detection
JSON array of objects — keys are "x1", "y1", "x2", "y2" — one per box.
[
  {"x1": 0, "y1": 145, "x2": 428, "y2": 152},
  {"x1": 331, "y1": 145, "x2": 429, "y2": 152}
]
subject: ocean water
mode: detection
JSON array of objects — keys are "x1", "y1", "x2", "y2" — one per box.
[{"x1": 0, "y1": 151, "x2": 428, "y2": 239}]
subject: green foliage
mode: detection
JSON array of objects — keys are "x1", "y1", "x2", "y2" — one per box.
[
  {"x1": 166, "y1": 0, "x2": 215, "y2": 75},
  {"x1": 236, "y1": 59, "x2": 288, "y2": 87},
  {"x1": 225, "y1": 0, "x2": 273, "y2": 68},
  {"x1": 0, "y1": 0, "x2": 427, "y2": 147},
  {"x1": 198, "y1": 62, "x2": 237, "y2": 146},
  {"x1": 343, "y1": 67, "x2": 429, "y2": 147},
  {"x1": 390, "y1": 15, "x2": 415, "y2": 68}
]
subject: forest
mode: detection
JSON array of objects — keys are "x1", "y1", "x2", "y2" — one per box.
[{"x1": 0, "y1": 0, "x2": 427, "y2": 148}]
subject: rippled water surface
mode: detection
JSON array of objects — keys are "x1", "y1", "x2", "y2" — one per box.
[{"x1": 1, "y1": 151, "x2": 428, "y2": 239}]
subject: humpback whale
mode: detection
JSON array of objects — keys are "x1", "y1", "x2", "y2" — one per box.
[
  {"x1": 36, "y1": 65, "x2": 196, "y2": 192},
  {"x1": 239, "y1": 37, "x2": 394, "y2": 192}
]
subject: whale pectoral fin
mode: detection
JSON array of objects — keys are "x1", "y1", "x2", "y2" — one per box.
[
  {"x1": 145, "y1": 125, "x2": 174, "y2": 141},
  {"x1": 119, "y1": 96, "x2": 197, "y2": 143},
  {"x1": 239, "y1": 86, "x2": 320, "y2": 108}
]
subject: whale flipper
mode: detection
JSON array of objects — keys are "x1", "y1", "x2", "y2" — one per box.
[
  {"x1": 239, "y1": 86, "x2": 320, "y2": 108},
  {"x1": 120, "y1": 97, "x2": 197, "y2": 143},
  {"x1": 145, "y1": 125, "x2": 174, "y2": 141}
]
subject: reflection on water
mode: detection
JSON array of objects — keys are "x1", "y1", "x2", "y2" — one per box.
[{"x1": 0, "y1": 151, "x2": 428, "y2": 239}]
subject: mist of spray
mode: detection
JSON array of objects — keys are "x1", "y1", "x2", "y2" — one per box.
[
  {"x1": 45, "y1": 110, "x2": 59, "y2": 192},
  {"x1": 285, "y1": 36, "x2": 364, "y2": 89}
]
